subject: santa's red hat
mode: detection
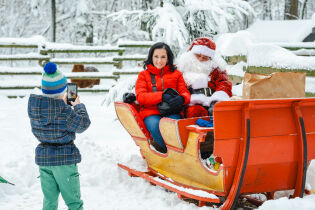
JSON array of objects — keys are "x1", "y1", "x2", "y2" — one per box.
[{"x1": 188, "y1": 37, "x2": 216, "y2": 59}]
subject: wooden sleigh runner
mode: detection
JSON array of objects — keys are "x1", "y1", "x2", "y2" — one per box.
[{"x1": 115, "y1": 98, "x2": 315, "y2": 209}]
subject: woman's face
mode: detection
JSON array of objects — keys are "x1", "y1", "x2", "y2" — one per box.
[{"x1": 152, "y1": 48, "x2": 168, "y2": 69}]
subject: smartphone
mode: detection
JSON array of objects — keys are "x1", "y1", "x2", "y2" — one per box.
[{"x1": 67, "y1": 83, "x2": 78, "y2": 105}]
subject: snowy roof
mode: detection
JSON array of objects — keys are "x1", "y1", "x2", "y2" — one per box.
[{"x1": 246, "y1": 16, "x2": 315, "y2": 42}]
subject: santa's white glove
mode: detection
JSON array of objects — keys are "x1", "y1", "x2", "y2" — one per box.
[
  {"x1": 202, "y1": 91, "x2": 230, "y2": 107},
  {"x1": 190, "y1": 94, "x2": 208, "y2": 105}
]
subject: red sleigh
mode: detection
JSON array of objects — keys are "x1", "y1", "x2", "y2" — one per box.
[{"x1": 115, "y1": 98, "x2": 315, "y2": 209}]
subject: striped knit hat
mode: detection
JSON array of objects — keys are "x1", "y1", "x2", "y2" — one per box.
[{"x1": 42, "y1": 62, "x2": 68, "y2": 97}]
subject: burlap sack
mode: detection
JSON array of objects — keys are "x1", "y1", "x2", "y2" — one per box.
[{"x1": 243, "y1": 72, "x2": 305, "y2": 99}]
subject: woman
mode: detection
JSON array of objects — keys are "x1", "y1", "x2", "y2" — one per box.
[{"x1": 135, "y1": 42, "x2": 190, "y2": 153}]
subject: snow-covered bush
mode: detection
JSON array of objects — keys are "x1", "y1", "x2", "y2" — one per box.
[{"x1": 102, "y1": 76, "x2": 138, "y2": 106}]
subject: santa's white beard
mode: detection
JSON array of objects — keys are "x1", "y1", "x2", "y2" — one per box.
[
  {"x1": 176, "y1": 51, "x2": 218, "y2": 89},
  {"x1": 177, "y1": 51, "x2": 217, "y2": 75}
]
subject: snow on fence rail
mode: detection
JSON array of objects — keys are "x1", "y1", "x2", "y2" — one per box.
[
  {"x1": 0, "y1": 36, "x2": 45, "y2": 48},
  {"x1": 0, "y1": 53, "x2": 49, "y2": 61},
  {"x1": 50, "y1": 57, "x2": 120, "y2": 66},
  {"x1": 245, "y1": 43, "x2": 315, "y2": 77},
  {"x1": 113, "y1": 68, "x2": 142, "y2": 76},
  {"x1": 270, "y1": 42, "x2": 315, "y2": 50},
  {"x1": 40, "y1": 42, "x2": 125, "y2": 55},
  {"x1": 0, "y1": 84, "x2": 111, "y2": 92},
  {"x1": 117, "y1": 40, "x2": 154, "y2": 48},
  {"x1": 223, "y1": 45, "x2": 315, "y2": 65}
]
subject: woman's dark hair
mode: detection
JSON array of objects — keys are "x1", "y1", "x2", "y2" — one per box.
[{"x1": 143, "y1": 42, "x2": 176, "y2": 72}]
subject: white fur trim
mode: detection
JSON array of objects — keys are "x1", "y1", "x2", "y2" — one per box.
[
  {"x1": 190, "y1": 94, "x2": 209, "y2": 105},
  {"x1": 183, "y1": 72, "x2": 208, "y2": 89},
  {"x1": 202, "y1": 91, "x2": 230, "y2": 106},
  {"x1": 191, "y1": 45, "x2": 215, "y2": 59}
]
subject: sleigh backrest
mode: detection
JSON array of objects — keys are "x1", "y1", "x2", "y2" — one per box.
[
  {"x1": 160, "y1": 116, "x2": 210, "y2": 151},
  {"x1": 115, "y1": 102, "x2": 151, "y2": 140}
]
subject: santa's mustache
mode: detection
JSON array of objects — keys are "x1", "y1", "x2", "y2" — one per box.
[{"x1": 176, "y1": 51, "x2": 217, "y2": 75}]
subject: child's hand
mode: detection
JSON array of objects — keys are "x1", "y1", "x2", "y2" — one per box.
[{"x1": 71, "y1": 95, "x2": 81, "y2": 106}]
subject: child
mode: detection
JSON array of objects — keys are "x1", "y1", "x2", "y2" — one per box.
[{"x1": 28, "y1": 62, "x2": 91, "y2": 210}]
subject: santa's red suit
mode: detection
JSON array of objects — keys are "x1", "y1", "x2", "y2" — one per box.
[{"x1": 177, "y1": 37, "x2": 232, "y2": 118}]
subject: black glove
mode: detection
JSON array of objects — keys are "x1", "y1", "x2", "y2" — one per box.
[
  {"x1": 162, "y1": 93, "x2": 173, "y2": 103},
  {"x1": 168, "y1": 95, "x2": 184, "y2": 107},
  {"x1": 167, "y1": 96, "x2": 185, "y2": 114},
  {"x1": 123, "y1": 92, "x2": 136, "y2": 103},
  {"x1": 208, "y1": 101, "x2": 217, "y2": 116}
]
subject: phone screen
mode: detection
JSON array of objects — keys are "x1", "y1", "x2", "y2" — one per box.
[{"x1": 67, "y1": 83, "x2": 77, "y2": 101}]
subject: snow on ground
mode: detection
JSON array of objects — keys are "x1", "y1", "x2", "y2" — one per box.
[{"x1": 0, "y1": 93, "x2": 315, "y2": 210}]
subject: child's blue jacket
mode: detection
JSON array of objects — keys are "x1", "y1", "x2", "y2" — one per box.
[{"x1": 28, "y1": 94, "x2": 91, "y2": 166}]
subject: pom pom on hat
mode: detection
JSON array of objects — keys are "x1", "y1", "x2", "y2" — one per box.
[
  {"x1": 42, "y1": 62, "x2": 67, "y2": 97},
  {"x1": 188, "y1": 37, "x2": 216, "y2": 59},
  {"x1": 44, "y1": 62, "x2": 57, "y2": 74}
]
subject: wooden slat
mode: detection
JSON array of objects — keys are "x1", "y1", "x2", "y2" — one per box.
[
  {"x1": 65, "y1": 72, "x2": 119, "y2": 80},
  {"x1": 223, "y1": 55, "x2": 247, "y2": 65},
  {"x1": 113, "y1": 71, "x2": 140, "y2": 75},
  {"x1": 40, "y1": 48, "x2": 125, "y2": 56},
  {"x1": 113, "y1": 55, "x2": 146, "y2": 61},
  {"x1": 0, "y1": 44, "x2": 38, "y2": 48},
  {"x1": 50, "y1": 57, "x2": 119, "y2": 65},
  {"x1": 0, "y1": 54, "x2": 49, "y2": 61},
  {"x1": 0, "y1": 70, "x2": 119, "y2": 80},
  {"x1": 0, "y1": 85, "x2": 41, "y2": 90},
  {"x1": 0, "y1": 85, "x2": 109, "y2": 92},
  {"x1": 118, "y1": 43, "x2": 153, "y2": 48},
  {"x1": 0, "y1": 71, "x2": 42, "y2": 75},
  {"x1": 246, "y1": 66, "x2": 315, "y2": 77}
]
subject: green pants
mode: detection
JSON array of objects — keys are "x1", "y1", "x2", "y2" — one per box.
[{"x1": 39, "y1": 164, "x2": 83, "y2": 210}]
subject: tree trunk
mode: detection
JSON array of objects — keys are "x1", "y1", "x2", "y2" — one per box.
[
  {"x1": 301, "y1": 0, "x2": 309, "y2": 19},
  {"x1": 51, "y1": 0, "x2": 56, "y2": 42},
  {"x1": 142, "y1": 0, "x2": 153, "y2": 10},
  {"x1": 285, "y1": 0, "x2": 299, "y2": 20},
  {"x1": 263, "y1": 0, "x2": 272, "y2": 20}
]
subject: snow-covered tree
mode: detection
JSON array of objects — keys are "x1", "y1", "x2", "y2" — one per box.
[
  {"x1": 247, "y1": 0, "x2": 314, "y2": 20},
  {"x1": 107, "y1": 0, "x2": 255, "y2": 52},
  {"x1": 1, "y1": 0, "x2": 313, "y2": 45}
]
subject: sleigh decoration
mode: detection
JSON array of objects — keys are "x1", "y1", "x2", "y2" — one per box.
[{"x1": 115, "y1": 98, "x2": 315, "y2": 209}]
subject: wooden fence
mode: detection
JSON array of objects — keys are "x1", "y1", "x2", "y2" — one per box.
[{"x1": 0, "y1": 38, "x2": 153, "y2": 96}]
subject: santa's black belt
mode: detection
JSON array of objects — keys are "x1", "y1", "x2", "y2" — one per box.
[{"x1": 189, "y1": 88, "x2": 212, "y2": 96}]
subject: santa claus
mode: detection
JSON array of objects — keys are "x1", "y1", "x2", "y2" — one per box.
[{"x1": 177, "y1": 37, "x2": 232, "y2": 118}]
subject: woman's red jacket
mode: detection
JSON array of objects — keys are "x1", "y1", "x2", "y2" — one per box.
[{"x1": 135, "y1": 64, "x2": 191, "y2": 119}]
